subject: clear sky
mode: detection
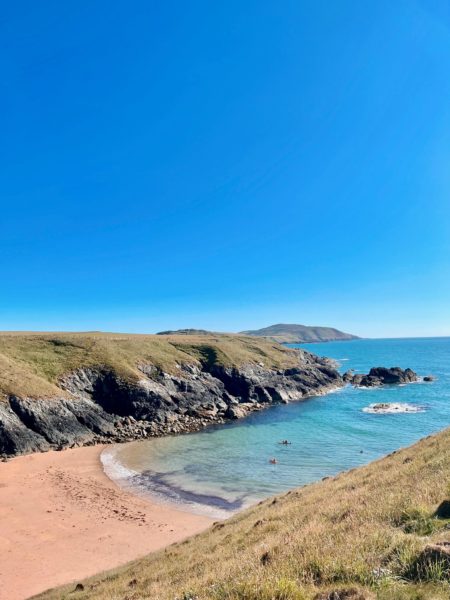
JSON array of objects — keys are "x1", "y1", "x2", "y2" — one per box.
[{"x1": 1, "y1": 1, "x2": 450, "y2": 338}]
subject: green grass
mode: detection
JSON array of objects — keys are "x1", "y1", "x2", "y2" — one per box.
[
  {"x1": 35, "y1": 429, "x2": 450, "y2": 600},
  {"x1": 0, "y1": 331, "x2": 301, "y2": 400}
]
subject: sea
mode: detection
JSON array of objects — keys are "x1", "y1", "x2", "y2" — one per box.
[{"x1": 102, "y1": 337, "x2": 450, "y2": 519}]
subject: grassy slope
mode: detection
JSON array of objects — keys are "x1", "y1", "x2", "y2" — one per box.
[
  {"x1": 38, "y1": 429, "x2": 450, "y2": 600},
  {"x1": 0, "y1": 332, "x2": 300, "y2": 400}
]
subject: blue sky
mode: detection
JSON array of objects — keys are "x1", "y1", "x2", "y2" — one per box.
[{"x1": 1, "y1": 0, "x2": 450, "y2": 337}]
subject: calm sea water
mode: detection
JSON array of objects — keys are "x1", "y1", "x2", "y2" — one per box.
[{"x1": 102, "y1": 337, "x2": 450, "y2": 518}]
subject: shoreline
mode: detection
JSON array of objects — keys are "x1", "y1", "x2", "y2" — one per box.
[
  {"x1": 101, "y1": 443, "x2": 255, "y2": 519},
  {"x1": 100, "y1": 385, "x2": 347, "y2": 520},
  {"x1": 0, "y1": 445, "x2": 212, "y2": 600},
  {"x1": 1, "y1": 380, "x2": 343, "y2": 462}
]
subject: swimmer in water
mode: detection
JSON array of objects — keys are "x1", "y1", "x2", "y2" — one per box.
[
  {"x1": 279, "y1": 440, "x2": 291, "y2": 445},
  {"x1": 269, "y1": 458, "x2": 278, "y2": 464}
]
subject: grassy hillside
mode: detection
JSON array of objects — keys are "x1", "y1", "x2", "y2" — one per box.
[
  {"x1": 38, "y1": 429, "x2": 450, "y2": 600},
  {"x1": 0, "y1": 332, "x2": 301, "y2": 400},
  {"x1": 241, "y1": 323, "x2": 359, "y2": 344}
]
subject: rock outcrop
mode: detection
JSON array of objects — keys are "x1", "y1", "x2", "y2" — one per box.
[
  {"x1": 0, "y1": 351, "x2": 342, "y2": 458},
  {"x1": 343, "y1": 367, "x2": 418, "y2": 387}
]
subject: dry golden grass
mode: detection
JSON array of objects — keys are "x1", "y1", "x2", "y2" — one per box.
[
  {"x1": 36, "y1": 428, "x2": 450, "y2": 600},
  {"x1": 0, "y1": 331, "x2": 300, "y2": 400}
]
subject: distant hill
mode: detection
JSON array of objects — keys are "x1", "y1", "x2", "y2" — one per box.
[
  {"x1": 241, "y1": 323, "x2": 359, "y2": 344},
  {"x1": 156, "y1": 328, "x2": 214, "y2": 336}
]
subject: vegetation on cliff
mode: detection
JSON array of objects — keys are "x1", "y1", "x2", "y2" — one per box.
[
  {"x1": 38, "y1": 428, "x2": 450, "y2": 600},
  {"x1": 0, "y1": 332, "x2": 301, "y2": 401}
]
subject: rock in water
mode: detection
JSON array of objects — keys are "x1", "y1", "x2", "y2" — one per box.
[{"x1": 344, "y1": 367, "x2": 418, "y2": 387}]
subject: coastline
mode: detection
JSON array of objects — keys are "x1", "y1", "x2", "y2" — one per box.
[
  {"x1": 101, "y1": 442, "x2": 257, "y2": 519},
  {"x1": 0, "y1": 445, "x2": 212, "y2": 600},
  {"x1": 100, "y1": 385, "x2": 347, "y2": 520}
]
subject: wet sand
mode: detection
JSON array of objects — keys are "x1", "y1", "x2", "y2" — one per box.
[{"x1": 0, "y1": 445, "x2": 212, "y2": 600}]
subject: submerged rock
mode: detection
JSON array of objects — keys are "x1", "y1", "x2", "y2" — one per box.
[{"x1": 362, "y1": 402, "x2": 425, "y2": 414}]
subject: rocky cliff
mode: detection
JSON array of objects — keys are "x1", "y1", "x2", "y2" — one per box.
[{"x1": 0, "y1": 333, "x2": 343, "y2": 458}]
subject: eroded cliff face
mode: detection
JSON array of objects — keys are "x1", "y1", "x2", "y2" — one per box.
[{"x1": 0, "y1": 351, "x2": 343, "y2": 457}]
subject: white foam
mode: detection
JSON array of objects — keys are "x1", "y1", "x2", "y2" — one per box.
[
  {"x1": 362, "y1": 402, "x2": 426, "y2": 415},
  {"x1": 322, "y1": 385, "x2": 346, "y2": 395},
  {"x1": 101, "y1": 447, "x2": 139, "y2": 481},
  {"x1": 357, "y1": 385, "x2": 381, "y2": 391}
]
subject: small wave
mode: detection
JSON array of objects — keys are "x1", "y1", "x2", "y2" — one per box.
[
  {"x1": 357, "y1": 385, "x2": 381, "y2": 391},
  {"x1": 323, "y1": 385, "x2": 346, "y2": 395},
  {"x1": 413, "y1": 377, "x2": 433, "y2": 384},
  {"x1": 101, "y1": 447, "x2": 139, "y2": 481},
  {"x1": 362, "y1": 402, "x2": 426, "y2": 415}
]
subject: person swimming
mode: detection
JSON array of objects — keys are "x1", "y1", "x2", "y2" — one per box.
[
  {"x1": 269, "y1": 458, "x2": 278, "y2": 464},
  {"x1": 279, "y1": 440, "x2": 291, "y2": 445}
]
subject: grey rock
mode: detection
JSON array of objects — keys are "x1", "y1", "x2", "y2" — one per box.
[
  {"x1": 349, "y1": 367, "x2": 418, "y2": 387},
  {"x1": 342, "y1": 370, "x2": 355, "y2": 383},
  {"x1": 0, "y1": 402, "x2": 50, "y2": 456},
  {"x1": 0, "y1": 350, "x2": 343, "y2": 458}
]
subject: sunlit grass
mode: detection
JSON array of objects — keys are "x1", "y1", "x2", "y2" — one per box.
[
  {"x1": 35, "y1": 429, "x2": 450, "y2": 600},
  {"x1": 0, "y1": 331, "x2": 301, "y2": 399}
]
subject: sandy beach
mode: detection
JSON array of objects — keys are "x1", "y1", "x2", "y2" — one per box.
[{"x1": 0, "y1": 445, "x2": 212, "y2": 600}]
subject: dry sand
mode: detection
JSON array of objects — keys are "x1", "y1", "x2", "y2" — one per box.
[{"x1": 0, "y1": 445, "x2": 212, "y2": 600}]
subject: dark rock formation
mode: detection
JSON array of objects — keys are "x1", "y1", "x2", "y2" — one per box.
[
  {"x1": 343, "y1": 367, "x2": 418, "y2": 387},
  {"x1": 0, "y1": 351, "x2": 342, "y2": 458},
  {"x1": 435, "y1": 500, "x2": 450, "y2": 519}
]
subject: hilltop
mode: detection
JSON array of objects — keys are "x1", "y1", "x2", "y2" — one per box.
[
  {"x1": 241, "y1": 323, "x2": 360, "y2": 344},
  {"x1": 156, "y1": 328, "x2": 216, "y2": 336},
  {"x1": 37, "y1": 427, "x2": 450, "y2": 600},
  {"x1": 0, "y1": 332, "x2": 341, "y2": 457}
]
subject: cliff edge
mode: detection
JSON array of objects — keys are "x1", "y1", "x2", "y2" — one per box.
[{"x1": 0, "y1": 332, "x2": 342, "y2": 457}]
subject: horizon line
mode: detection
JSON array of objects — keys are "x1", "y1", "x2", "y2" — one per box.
[{"x1": 0, "y1": 329, "x2": 449, "y2": 341}]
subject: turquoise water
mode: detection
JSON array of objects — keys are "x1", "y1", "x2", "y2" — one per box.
[{"x1": 102, "y1": 337, "x2": 450, "y2": 518}]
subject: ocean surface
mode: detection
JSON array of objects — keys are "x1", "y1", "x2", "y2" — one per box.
[{"x1": 102, "y1": 337, "x2": 450, "y2": 519}]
